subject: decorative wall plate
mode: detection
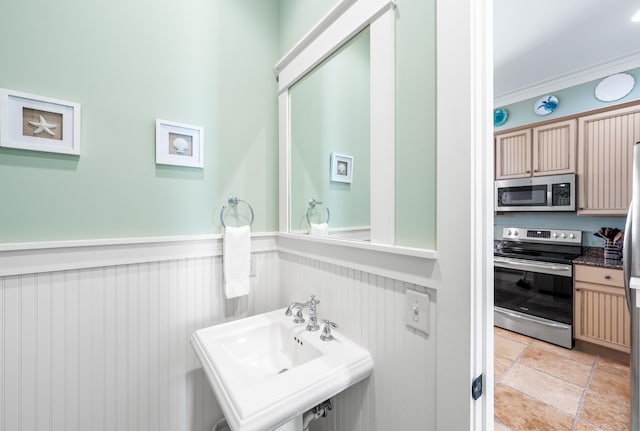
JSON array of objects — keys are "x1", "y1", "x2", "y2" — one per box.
[
  {"x1": 494, "y1": 108, "x2": 508, "y2": 126},
  {"x1": 594, "y1": 73, "x2": 635, "y2": 102},
  {"x1": 534, "y1": 95, "x2": 558, "y2": 116}
]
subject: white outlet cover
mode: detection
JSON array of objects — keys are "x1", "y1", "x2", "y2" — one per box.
[{"x1": 405, "y1": 289, "x2": 430, "y2": 335}]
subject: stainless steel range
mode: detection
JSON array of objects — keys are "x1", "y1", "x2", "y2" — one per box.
[{"x1": 494, "y1": 227, "x2": 582, "y2": 349}]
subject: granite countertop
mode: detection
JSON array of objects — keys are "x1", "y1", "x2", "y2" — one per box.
[{"x1": 573, "y1": 247, "x2": 623, "y2": 270}]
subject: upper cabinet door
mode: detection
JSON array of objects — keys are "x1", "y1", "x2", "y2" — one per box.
[
  {"x1": 495, "y1": 129, "x2": 532, "y2": 179},
  {"x1": 578, "y1": 104, "x2": 640, "y2": 215},
  {"x1": 532, "y1": 119, "x2": 576, "y2": 176}
]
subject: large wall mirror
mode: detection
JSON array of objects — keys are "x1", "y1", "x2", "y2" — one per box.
[
  {"x1": 289, "y1": 28, "x2": 371, "y2": 241},
  {"x1": 276, "y1": 0, "x2": 396, "y2": 245}
]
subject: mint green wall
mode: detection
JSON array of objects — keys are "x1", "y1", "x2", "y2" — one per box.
[
  {"x1": 493, "y1": 68, "x2": 638, "y2": 245},
  {"x1": 277, "y1": 0, "x2": 337, "y2": 56},
  {"x1": 495, "y1": 67, "x2": 640, "y2": 131},
  {"x1": 0, "y1": 0, "x2": 279, "y2": 242},
  {"x1": 394, "y1": 0, "x2": 437, "y2": 249},
  {"x1": 290, "y1": 30, "x2": 370, "y2": 231}
]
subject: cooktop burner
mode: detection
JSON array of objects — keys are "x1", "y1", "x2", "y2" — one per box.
[{"x1": 495, "y1": 227, "x2": 583, "y2": 264}]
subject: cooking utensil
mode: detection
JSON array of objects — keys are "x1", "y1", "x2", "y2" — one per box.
[
  {"x1": 613, "y1": 231, "x2": 623, "y2": 244},
  {"x1": 594, "y1": 231, "x2": 607, "y2": 240}
]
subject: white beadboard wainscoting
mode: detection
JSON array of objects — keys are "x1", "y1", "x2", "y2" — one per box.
[
  {"x1": 278, "y1": 251, "x2": 436, "y2": 431},
  {"x1": 0, "y1": 233, "x2": 438, "y2": 431},
  {"x1": 0, "y1": 235, "x2": 280, "y2": 431}
]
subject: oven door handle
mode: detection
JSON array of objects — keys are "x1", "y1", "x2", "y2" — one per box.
[
  {"x1": 495, "y1": 307, "x2": 571, "y2": 329},
  {"x1": 494, "y1": 256, "x2": 572, "y2": 277}
]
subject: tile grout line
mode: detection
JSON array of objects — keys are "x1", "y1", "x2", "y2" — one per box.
[
  {"x1": 494, "y1": 334, "x2": 533, "y2": 431},
  {"x1": 496, "y1": 332, "x2": 600, "y2": 430},
  {"x1": 498, "y1": 380, "x2": 585, "y2": 429},
  {"x1": 495, "y1": 330, "x2": 630, "y2": 431},
  {"x1": 494, "y1": 336, "x2": 533, "y2": 386},
  {"x1": 570, "y1": 354, "x2": 600, "y2": 431}
]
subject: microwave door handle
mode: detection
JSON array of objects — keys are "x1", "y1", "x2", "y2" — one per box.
[{"x1": 547, "y1": 187, "x2": 552, "y2": 207}]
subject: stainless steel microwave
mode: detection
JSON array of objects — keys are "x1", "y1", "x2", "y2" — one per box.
[{"x1": 495, "y1": 174, "x2": 576, "y2": 212}]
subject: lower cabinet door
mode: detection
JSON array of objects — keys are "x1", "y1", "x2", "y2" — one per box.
[{"x1": 574, "y1": 280, "x2": 630, "y2": 353}]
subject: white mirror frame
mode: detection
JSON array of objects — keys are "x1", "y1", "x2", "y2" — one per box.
[{"x1": 275, "y1": 0, "x2": 397, "y2": 245}]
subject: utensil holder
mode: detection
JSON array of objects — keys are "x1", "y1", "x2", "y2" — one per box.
[{"x1": 604, "y1": 240, "x2": 621, "y2": 260}]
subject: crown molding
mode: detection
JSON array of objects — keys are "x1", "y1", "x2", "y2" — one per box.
[{"x1": 494, "y1": 51, "x2": 640, "y2": 107}]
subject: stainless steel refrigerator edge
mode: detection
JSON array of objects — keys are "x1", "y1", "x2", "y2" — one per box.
[{"x1": 623, "y1": 141, "x2": 640, "y2": 430}]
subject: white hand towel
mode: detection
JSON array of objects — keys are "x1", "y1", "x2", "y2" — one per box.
[
  {"x1": 223, "y1": 225, "x2": 251, "y2": 298},
  {"x1": 309, "y1": 222, "x2": 329, "y2": 237}
]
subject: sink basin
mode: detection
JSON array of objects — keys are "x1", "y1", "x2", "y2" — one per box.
[{"x1": 190, "y1": 308, "x2": 374, "y2": 431}]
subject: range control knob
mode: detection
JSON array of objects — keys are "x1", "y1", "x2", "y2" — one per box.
[
  {"x1": 552, "y1": 232, "x2": 558, "y2": 238},
  {"x1": 561, "y1": 233, "x2": 567, "y2": 238},
  {"x1": 569, "y1": 233, "x2": 575, "y2": 239},
  {"x1": 507, "y1": 229, "x2": 512, "y2": 236},
  {"x1": 513, "y1": 230, "x2": 519, "y2": 236}
]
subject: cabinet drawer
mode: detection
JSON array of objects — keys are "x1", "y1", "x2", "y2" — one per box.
[{"x1": 574, "y1": 264, "x2": 623, "y2": 287}]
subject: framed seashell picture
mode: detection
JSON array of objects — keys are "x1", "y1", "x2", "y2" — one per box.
[
  {"x1": 330, "y1": 152, "x2": 353, "y2": 183},
  {"x1": 155, "y1": 119, "x2": 204, "y2": 168}
]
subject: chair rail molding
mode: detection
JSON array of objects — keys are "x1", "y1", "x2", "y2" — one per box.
[{"x1": 0, "y1": 234, "x2": 277, "y2": 277}]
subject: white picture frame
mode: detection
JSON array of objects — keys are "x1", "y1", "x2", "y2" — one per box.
[
  {"x1": 330, "y1": 152, "x2": 353, "y2": 183},
  {"x1": 155, "y1": 119, "x2": 204, "y2": 168},
  {"x1": 0, "y1": 88, "x2": 81, "y2": 155}
]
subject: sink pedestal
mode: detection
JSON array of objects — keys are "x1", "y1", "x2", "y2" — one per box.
[
  {"x1": 274, "y1": 415, "x2": 303, "y2": 431},
  {"x1": 214, "y1": 416, "x2": 302, "y2": 431}
]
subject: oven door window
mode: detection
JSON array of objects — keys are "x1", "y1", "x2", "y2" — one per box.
[
  {"x1": 498, "y1": 184, "x2": 548, "y2": 207},
  {"x1": 494, "y1": 266, "x2": 572, "y2": 324}
]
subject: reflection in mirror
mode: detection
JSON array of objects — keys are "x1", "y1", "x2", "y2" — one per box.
[{"x1": 289, "y1": 28, "x2": 370, "y2": 241}]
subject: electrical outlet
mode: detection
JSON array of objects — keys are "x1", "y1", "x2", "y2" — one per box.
[
  {"x1": 405, "y1": 289, "x2": 430, "y2": 335},
  {"x1": 250, "y1": 254, "x2": 257, "y2": 277}
]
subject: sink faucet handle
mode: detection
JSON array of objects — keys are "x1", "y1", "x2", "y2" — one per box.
[
  {"x1": 285, "y1": 302, "x2": 296, "y2": 316},
  {"x1": 309, "y1": 294, "x2": 320, "y2": 305},
  {"x1": 293, "y1": 308, "x2": 305, "y2": 324},
  {"x1": 320, "y1": 319, "x2": 339, "y2": 341},
  {"x1": 322, "y1": 319, "x2": 338, "y2": 328}
]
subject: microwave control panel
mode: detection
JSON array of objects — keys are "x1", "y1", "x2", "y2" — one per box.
[{"x1": 552, "y1": 182, "x2": 572, "y2": 206}]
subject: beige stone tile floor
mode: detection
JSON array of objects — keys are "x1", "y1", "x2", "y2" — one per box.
[{"x1": 494, "y1": 327, "x2": 631, "y2": 431}]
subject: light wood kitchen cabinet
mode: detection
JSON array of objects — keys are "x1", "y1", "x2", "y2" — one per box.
[
  {"x1": 495, "y1": 119, "x2": 576, "y2": 180},
  {"x1": 577, "y1": 104, "x2": 640, "y2": 215},
  {"x1": 495, "y1": 129, "x2": 531, "y2": 179},
  {"x1": 574, "y1": 264, "x2": 630, "y2": 353}
]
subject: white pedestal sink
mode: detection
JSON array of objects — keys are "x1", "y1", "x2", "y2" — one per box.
[{"x1": 190, "y1": 308, "x2": 374, "y2": 431}]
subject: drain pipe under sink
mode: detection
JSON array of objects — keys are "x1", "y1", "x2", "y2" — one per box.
[{"x1": 302, "y1": 399, "x2": 332, "y2": 431}]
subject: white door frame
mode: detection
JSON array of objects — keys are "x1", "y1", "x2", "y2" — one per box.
[{"x1": 436, "y1": 0, "x2": 493, "y2": 429}]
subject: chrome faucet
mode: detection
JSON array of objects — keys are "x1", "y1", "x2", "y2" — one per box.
[
  {"x1": 285, "y1": 294, "x2": 321, "y2": 331},
  {"x1": 285, "y1": 301, "x2": 307, "y2": 324},
  {"x1": 320, "y1": 319, "x2": 339, "y2": 341}
]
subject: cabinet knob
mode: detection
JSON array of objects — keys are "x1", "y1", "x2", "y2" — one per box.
[
  {"x1": 604, "y1": 275, "x2": 611, "y2": 280},
  {"x1": 575, "y1": 288, "x2": 581, "y2": 291},
  {"x1": 526, "y1": 170, "x2": 531, "y2": 173},
  {"x1": 533, "y1": 169, "x2": 538, "y2": 172}
]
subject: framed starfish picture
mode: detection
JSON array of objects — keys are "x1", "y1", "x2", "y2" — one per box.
[{"x1": 0, "y1": 89, "x2": 81, "y2": 155}]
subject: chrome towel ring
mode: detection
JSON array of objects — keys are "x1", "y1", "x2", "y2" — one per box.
[
  {"x1": 306, "y1": 198, "x2": 330, "y2": 225},
  {"x1": 220, "y1": 196, "x2": 254, "y2": 228}
]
